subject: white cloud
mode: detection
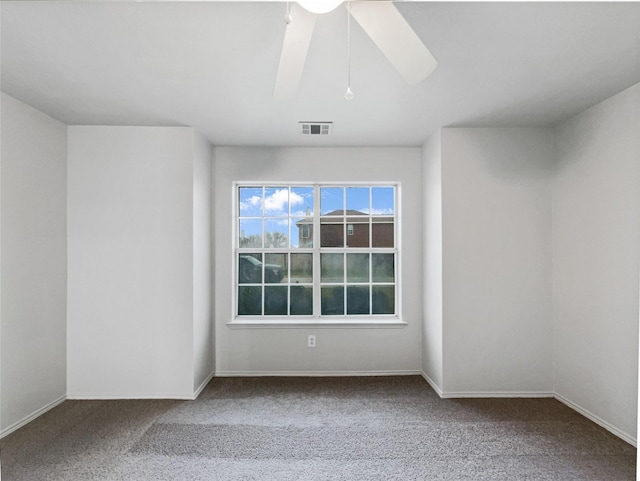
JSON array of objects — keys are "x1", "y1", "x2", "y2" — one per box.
[
  {"x1": 290, "y1": 191, "x2": 305, "y2": 206},
  {"x1": 264, "y1": 189, "x2": 305, "y2": 213},
  {"x1": 366, "y1": 208, "x2": 394, "y2": 215},
  {"x1": 239, "y1": 195, "x2": 262, "y2": 212},
  {"x1": 264, "y1": 189, "x2": 289, "y2": 212},
  {"x1": 240, "y1": 188, "x2": 308, "y2": 214},
  {"x1": 266, "y1": 219, "x2": 289, "y2": 227}
]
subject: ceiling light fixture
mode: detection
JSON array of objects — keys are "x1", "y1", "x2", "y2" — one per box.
[{"x1": 297, "y1": 0, "x2": 343, "y2": 15}]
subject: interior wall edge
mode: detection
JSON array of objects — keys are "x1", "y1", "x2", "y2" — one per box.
[
  {"x1": 555, "y1": 392, "x2": 637, "y2": 447},
  {"x1": 193, "y1": 370, "x2": 215, "y2": 400},
  {"x1": 0, "y1": 395, "x2": 66, "y2": 440},
  {"x1": 421, "y1": 371, "x2": 444, "y2": 398}
]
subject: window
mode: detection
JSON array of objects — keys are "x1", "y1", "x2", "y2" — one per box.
[{"x1": 236, "y1": 184, "x2": 397, "y2": 320}]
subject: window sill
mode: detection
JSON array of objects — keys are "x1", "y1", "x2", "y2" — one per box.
[{"x1": 227, "y1": 318, "x2": 408, "y2": 329}]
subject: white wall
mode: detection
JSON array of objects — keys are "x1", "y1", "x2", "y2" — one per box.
[
  {"x1": 440, "y1": 128, "x2": 554, "y2": 395},
  {"x1": 422, "y1": 131, "x2": 443, "y2": 391},
  {"x1": 67, "y1": 126, "x2": 212, "y2": 399},
  {"x1": 214, "y1": 147, "x2": 423, "y2": 375},
  {"x1": 553, "y1": 83, "x2": 640, "y2": 442},
  {"x1": 1, "y1": 93, "x2": 67, "y2": 434},
  {"x1": 193, "y1": 133, "x2": 213, "y2": 391}
]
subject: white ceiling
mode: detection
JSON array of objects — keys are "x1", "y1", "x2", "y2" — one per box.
[{"x1": 2, "y1": 1, "x2": 639, "y2": 147}]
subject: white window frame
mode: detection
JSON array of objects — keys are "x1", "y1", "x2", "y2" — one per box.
[{"x1": 230, "y1": 182, "x2": 404, "y2": 327}]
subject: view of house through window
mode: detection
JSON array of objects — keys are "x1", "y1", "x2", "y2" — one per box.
[{"x1": 236, "y1": 184, "x2": 397, "y2": 319}]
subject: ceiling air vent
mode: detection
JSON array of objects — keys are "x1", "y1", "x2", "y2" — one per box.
[{"x1": 299, "y1": 121, "x2": 332, "y2": 135}]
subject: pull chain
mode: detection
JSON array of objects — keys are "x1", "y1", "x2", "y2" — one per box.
[
  {"x1": 285, "y1": 2, "x2": 292, "y2": 24},
  {"x1": 345, "y1": 1, "x2": 354, "y2": 100}
]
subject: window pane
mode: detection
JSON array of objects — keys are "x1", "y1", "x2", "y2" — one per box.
[
  {"x1": 321, "y1": 253, "x2": 344, "y2": 283},
  {"x1": 238, "y1": 286, "x2": 262, "y2": 315},
  {"x1": 347, "y1": 286, "x2": 370, "y2": 315},
  {"x1": 321, "y1": 187, "x2": 344, "y2": 215},
  {"x1": 372, "y1": 285, "x2": 394, "y2": 315},
  {"x1": 290, "y1": 187, "x2": 314, "y2": 217},
  {"x1": 320, "y1": 220, "x2": 344, "y2": 247},
  {"x1": 347, "y1": 253, "x2": 369, "y2": 282},
  {"x1": 346, "y1": 220, "x2": 369, "y2": 248},
  {"x1": 239, "y1": 219, "x2": 262, "y2": 248},
  {"x1": 290, "y1": 286, "x2": 312, "y2": 315},
  {"x1": 265, "y1": 219, "x2": 289, "y2": 248},
  {"x1": 321, "y1": 286, "x2": 344, "y2": 315},
  {"x1": 372, "y1": 220, "x2": 394, "y2": 248},
  {"x1": 291, "y1": 218, "x2": 313, "y2": 248},
  {"x1": 372, "y1": 254, "x2": 394, "y2": 282},
  {"x1": 238, "y1": 254, "x2": 262, "y2": 284},
  {"x1": 290, "y1": 253, "x2": 312, "y2": 283},
  {"x1": 264, "y1": 253, "x2": 287, "y2": 284},
  {"x1": 265, "y1": 286, "x2": 287, "y2": 315},
  {"x1": 264, "y1": 187, "x2": 289, "y2": 216},
  {"x1": 239, "y1": 187, "x2": 263, "y2": 217},
  {"x1": 346, "y1": 187, "x2": 370, "y2": 213},
  {"x1": 372, "y1": 187, "x2": 394, "y2": 216}
]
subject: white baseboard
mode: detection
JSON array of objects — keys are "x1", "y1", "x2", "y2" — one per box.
[
  {"x1": 421, "y1": 371, "x2": 444, "y2": 397},
  {"x1": 67, "y1": 392, "x2": 194, "y2": 400},
  {"x1": 67, "y1": 372, "x2": 216, "y2": 402},
  {"x1": 215, "y1": 370, "x2": 423, "y2": 377},
  {"x1": 0, "y1": 395, "x2": 66, "y2": 439},
  {"x1": 441, "y1": 391, "x2": 555, "y2": 399},
  {"x1": 555, "y1": 393, "x2": 637, "y2": 447},
  {"x1": 418, "y1": 372, "x2": 635, "y2": 447},
  {"x1": 192, "y1": 371, "x2": 215, "y2": 400},
  {"x1": 420, "y1": 372, "x2": 554, "y2": 399}
]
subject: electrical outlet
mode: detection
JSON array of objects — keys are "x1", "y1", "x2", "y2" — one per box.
[{"x1": 307, "y1": 335, "x2": 316, "y2": 348}]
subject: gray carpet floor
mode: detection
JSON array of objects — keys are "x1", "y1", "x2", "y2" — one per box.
[{"x1": 0, "y1": 376, "x2": 636, "y2": 480}]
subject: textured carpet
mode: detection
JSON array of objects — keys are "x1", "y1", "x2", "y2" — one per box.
[{"x1": 1, "y1": 376, "x2": 636, "y2": 480}]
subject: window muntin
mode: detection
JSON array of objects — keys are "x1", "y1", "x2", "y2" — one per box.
[{"x1": 236, "y1": 184, "x2": 397, "y2": 319}]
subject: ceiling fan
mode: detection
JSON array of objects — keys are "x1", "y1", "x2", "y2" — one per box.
[{"x1": 273, "y1": 0, "x2": 438, "y2": 99}]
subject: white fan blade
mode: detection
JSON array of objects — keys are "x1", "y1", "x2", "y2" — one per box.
[
  {"x1": 273, "y1": 4, "x2": 317, "y2": 99},
  {"x1": 349, "y1": 1, "x2": 437, "y2": 85}
]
